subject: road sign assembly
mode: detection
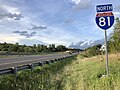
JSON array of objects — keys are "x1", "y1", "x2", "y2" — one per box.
[{"x1": 95, "y1": 4, "x2": 114, "y2": 76}]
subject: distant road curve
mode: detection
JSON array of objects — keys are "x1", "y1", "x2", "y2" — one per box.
[{"x1": 0, "y1": 53, "x2": 77, "y2": 70}]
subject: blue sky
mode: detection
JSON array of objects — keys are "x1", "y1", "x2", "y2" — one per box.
[{"x1": 0, "y1": 0, "x2": 120, "y2": 46}]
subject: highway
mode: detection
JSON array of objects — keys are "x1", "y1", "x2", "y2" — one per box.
[{"x1": 0, "y1": 53, "x2": 75, "y2": 70}]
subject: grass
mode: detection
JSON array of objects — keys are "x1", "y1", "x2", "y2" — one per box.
[
  {"x1": 58, "y1": 53, "x2": 120, "y2": 90},
  {"x1": 0, "y1": 53, "x2": 120, "y2": 90},
  {"x1": 0, "y1": 56, "x2": 76, "y2": 90}
]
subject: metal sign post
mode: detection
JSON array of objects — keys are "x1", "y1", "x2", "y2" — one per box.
[
  {"x1": 104, "y1": 30, "x2": 109, "y2": 76},
  {"x1": 95, "y1": 4, "x2": 114, "y2": 76}
]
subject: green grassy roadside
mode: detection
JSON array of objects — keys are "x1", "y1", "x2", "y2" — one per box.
[
  {"x1": 0, "y1": 53, "x2": 120, "y2": 90},
  {"x1": 59, "y1": 53, "x2": 120, "y2": 90}
]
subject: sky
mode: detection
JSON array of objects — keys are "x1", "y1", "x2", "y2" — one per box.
[{"x1": 0, "y1": 0, "x2": 120, "y2": 46}]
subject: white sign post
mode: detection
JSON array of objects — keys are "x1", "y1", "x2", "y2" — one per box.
[{"x1": 95, "y1": 4, "x2": 114, "y2": 76}]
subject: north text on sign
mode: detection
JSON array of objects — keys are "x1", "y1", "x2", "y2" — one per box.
[{"x1": 96, "y1": 4, "x2": 113, "y2": 12}]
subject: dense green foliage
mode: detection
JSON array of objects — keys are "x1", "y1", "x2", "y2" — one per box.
[
  {"x1": 0, "y1": 42, "x2": 81, "y2": 55},
  {"x1": 82, "y1": 44, "x2": 102, "y2": 57},
  {"x1": 56, "y1": 45, "x2": 67, "y2": 51},
  {"x1": 0, "y1": 43, "x2": 68, "y2": 55},
  {"x1": 109, "y1": 17, "x2": 120, "y2": 53}
]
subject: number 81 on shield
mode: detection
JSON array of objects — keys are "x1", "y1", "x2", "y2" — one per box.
[{"x1": 95, "y1": 12, "x2": 114, "y2": 30}]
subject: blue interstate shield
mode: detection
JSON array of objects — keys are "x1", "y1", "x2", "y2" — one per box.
[{"x1": 95, "y1": 12, "x2": 114, "y2": 30}]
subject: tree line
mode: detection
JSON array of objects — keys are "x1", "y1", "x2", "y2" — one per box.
[{"x1": 0, "y1": 42, "x2": 80, "y2": 55}]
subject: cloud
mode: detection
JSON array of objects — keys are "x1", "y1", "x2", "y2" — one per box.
[
  {"x1": 13, "y1": 31, "x2": 36, "y2": 38},
  {"x1": 65, "y1": 0, "x2": 91, "y2": 11},
  {"x1": 68, "y1": 0, "x2": 81, "y2": 4},
  {"x1": 13, "y1": 31, "x2": 27, "y2": 34},
  {"x1": 30, "y1": 24, "x2": 47, "y2": 30},
  {"x1": 0, "y1": 5, "x2": 24, "y2": 20},
  {"x1": 72, "y1": 0, "x2": 91, "y2": 11},
  {"x1": 0, "y1": 33, "x2": 22, "y2": 43},
  {"x1": 19, "y1": 38, "x2": 48, "y2": 46},
  {"x1": 64, "y1": 18, "x2": 74, "y2": 23},
  {"x1": 113, "y1": 12, "x2": 120, "y2": 17},
  {"x1": 115, "y1": 5, "x2": 120, "y2": 11},
  {"x1": 0, "y1": 13, "x2": 24, "y2": 20},
  {"x1": 113, "y1": 12, "x2": 120, "y2": 15}
]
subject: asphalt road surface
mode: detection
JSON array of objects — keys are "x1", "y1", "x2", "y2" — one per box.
[{"x1": 0, "y1": 53, "x2": 76, "y2": 70}]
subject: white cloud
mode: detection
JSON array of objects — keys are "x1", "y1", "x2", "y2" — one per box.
[
  {"x1": 113, "y1": 12, "x2": 120, "y2": 15},
  {"x1": 19, "y1": 38, "x2": 48, "y2": 46},
  {"x1": 115, "y1": 4, "x2": 120, "y2": 12},
  {"x1": 0, "y1": 4, "x2": 23, "y2": 21},
  {"x1": 64, "y1": 18, "x2": 74, "y2": 23},
  {"x1": 66, "y1": 0, "x2": 90, "y2": 5},
  {"x1": 65, "y1": 0, "x2": 91, "y2": 11},
  {"x1": 1, "y1": 5, "x2": 18, "y2": 13},
  {"x1": 0, "y1": 34, "x2": 23, "y2": 43},
  {"x1": 113, "y1": 12, "x2": 120, "y2": 18},
  {"x1": 37, "y1": 26, "x2": 79, "y2": 46},
  {"x1": 70, "y1": 0, "x2": 81, "y2": 4}
]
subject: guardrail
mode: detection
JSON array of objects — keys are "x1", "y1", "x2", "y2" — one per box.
[
  {"x1": 0, "y1": 55, "x2": 74, "y2": 78},
  {"x1": 0, "y1": 54, "x2": 78, "y2": 90}
]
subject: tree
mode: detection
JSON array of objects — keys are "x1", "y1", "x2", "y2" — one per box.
[
  {"x1": 109, "y1": 17, "x2": 120, "y2": 53},
  {"x1": 42, "y1": 45, "x2": 47, "y2": 52},
  {"x1": 0, "y1": 45, "x2": 2, "y2": 51},
  {"x1": 85, "y1": 44, "x2": 102, "y2": 57},
  {"x1": 37, "y1": 44, "x2": 42, "y2": 52},
  {"x1": 12, "y1": 43, "x2": 19, "y2": 52},
  {"x1": 2, "y1": 42, "x2": 9, "y2": 51},
  {"x1": 17, "y1": 47, "x2": 25, "y2": 53},
  {"x1": 56, "y1": 45, "x2": 67, "y2": 51},
  {"x1": 48, "y1": 44, "x2": 56, "y2": 52},
  {"x1": 37, "y1": 44, "x2": 47, "y2": 52}
]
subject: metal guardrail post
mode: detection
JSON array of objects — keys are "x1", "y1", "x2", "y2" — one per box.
[
  {"x1": 46, "y1": 61, "x2": 50, "y2": 64},
  {"x1": 61, "y1": 58, "x2": 63, "y2": 60},
  {"x1": 39, "y1": 62, "x2": 43, "y2": 67},
  {"x1": 12, "y1": 67, "x2": 18, "y2": 79},
  {"x1": 29, "y1": 64, "x2": 34, "y2": 71},
  {"x1": 55, "y1": 59, "x2": 58, "y2": 62},
  {"x1": 51, "y1": 60, "x2": 54, "y2": 63}
]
